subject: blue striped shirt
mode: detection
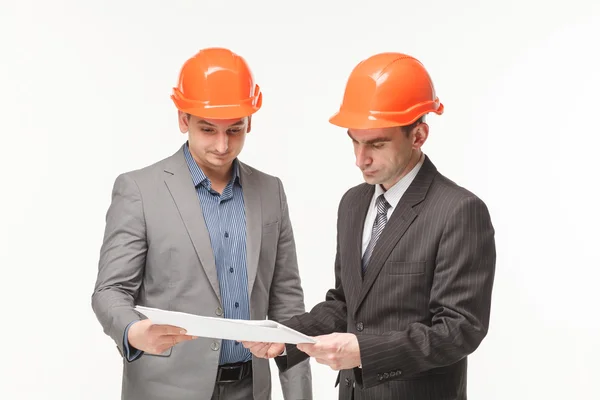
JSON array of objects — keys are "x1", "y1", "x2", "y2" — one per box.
[{"x1": 183, "y1": 142, "x2": 252, "y2": 364}]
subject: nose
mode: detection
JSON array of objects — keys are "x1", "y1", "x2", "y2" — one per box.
[
  {"x1": 355, "y1": 146, "x2": 371, "y2": 169},
  {"x1": 215, "y1": 132, "x2": 229, "y2": 154}
]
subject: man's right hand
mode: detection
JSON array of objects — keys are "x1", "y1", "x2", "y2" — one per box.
[
  {"x1": 128, "y1": 319, "x2": 198, "y2": 354},
  {"x1": 242, "y1": 341, "x2": 285, "y2": 358}
]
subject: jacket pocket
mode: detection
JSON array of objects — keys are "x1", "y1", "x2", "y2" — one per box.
[
  {"x1": 387, "y1": 261, "x2": 426, "y2": 275},
  {"x1": 263, "y1": 220, "x2": 280, "y2": 231}
]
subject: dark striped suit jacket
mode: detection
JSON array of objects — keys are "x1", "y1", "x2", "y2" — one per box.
[{"x1": 276, "y1": 156, "x2": 496, "y2": 399}]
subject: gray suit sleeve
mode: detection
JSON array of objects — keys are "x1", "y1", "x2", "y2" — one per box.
[
  {"x1": 91, "y1": 173, "x2": 147, "y2": 359},
  {"x1": 356, "y1": 195, "x2": 496, "y2": 388},
  {"x1": 268, "y1": 178, "x2": 313, "y2": 399}
]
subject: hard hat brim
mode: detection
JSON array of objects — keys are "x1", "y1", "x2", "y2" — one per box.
[
  {"x1": 329, "y1": 101, "x2": 444, "y2": 130},
  {"x1": 329, "y1": 110, "x2": 412, "y2": 130},
  {"x1": 174, "y1": 102, "x2": 261, "y2": 119},
  {"x1": 171, "y1": 87, "x2": 262, "y2": 119}
]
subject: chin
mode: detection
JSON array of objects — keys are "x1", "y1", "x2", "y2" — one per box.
[
  {"x1": 362, "y1": 175, "x2": 378, "y2": 185},
  {"x1": 209, "y1": 156, "x2": 233, "y2": 166}
]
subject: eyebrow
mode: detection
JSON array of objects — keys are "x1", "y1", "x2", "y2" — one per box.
[
  {"x1": 347, "y1": 130, "x2": 391, "y2": 144},
  {"x1": 197, "y1": 119, "x2": 246, "y2": 128}
]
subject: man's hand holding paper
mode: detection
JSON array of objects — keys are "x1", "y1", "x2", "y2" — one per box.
[
  {"x1": 241, "y1": 341, "x2": 286, "y2": 358},
  {"x1": 243, "y1": 332, "x2": 362, "y2": 371},
  {"x1": 128, "y1": 319, "x2": 198, "y2": 355}
]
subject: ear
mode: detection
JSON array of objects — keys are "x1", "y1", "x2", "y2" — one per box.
[
  {"x1": 246, "y1": 115, "x2": 252, "y2": 133},
  {"x1": 412, "y1": 123, "x2": 429, "y2": 149},
  {"x1": 178, "y1": 110, "x2": 190, "y2": 133}
]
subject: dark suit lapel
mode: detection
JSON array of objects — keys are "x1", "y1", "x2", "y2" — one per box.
[
  {"x1": 163, "y1": 146, "x2": 221, "y2": 301},
  {"x1": 239, "y1": 162, "x2": 262, "y2": 298},
  {"x1": 355, "y1": 156, "x2": 438, "y2": 311},
  {"x1": 343, "y1": 184, "x2": 374, "y2": 316}
]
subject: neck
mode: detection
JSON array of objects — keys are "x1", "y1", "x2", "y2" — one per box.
[
  {"x1": 382, "y1": 150, "x2": 422, "y2": 191},
  {"x1": 189, "y1": 152, "x2": 234, "y2": 186},
  {"x1": 203, "y1": 164, "x2": 233, "y2": 186}
]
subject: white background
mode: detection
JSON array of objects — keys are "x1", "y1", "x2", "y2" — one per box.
[{"x1": 1, "y1": 0, "x2": 599, "y2": 398}]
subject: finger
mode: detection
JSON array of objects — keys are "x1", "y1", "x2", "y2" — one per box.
[
  {"x1": 266, "y1": 344, "x2": 285, "y2": 358},
  {"x1": 245, "y1": 342, "x2": 269, "y2": 352},
  {"x1": 296, "y1": 343, "x2": 307, "y2": 352},
  {"x1": 241, "y1": 341, "x2": 264, "y2": 351},
  {"x1": 157, "y1": 334, "x2": 196, "y2": 348},
  {"x1": 298, "y1": 342, "x2": 321, "y2": 351},
  {"x1": 241, "y1": 341, "x2": 264, "y2": 348},
  {"x1": 297, "y1": 344, "x2": 318, "y2": 357},
  {"x1": 253, "y1": 343, "x2": 272, "y2": 358},
  {"x1": 252, "y1": 343, "x2": 276, "y2": 358},
  {"x1": 151, "y1": 345, "x2": 170, "y2": 355},
  {"x1": 148, "y1": 324, "x2": 186, "y2": 336}
]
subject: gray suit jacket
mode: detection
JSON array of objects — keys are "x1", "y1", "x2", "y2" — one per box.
[
  {"x1": 276, "y1": 156, "x2": 496, "y2": 399},
  {"x1": 92, "y1": 145, "x2": 312, "y2": 400}
]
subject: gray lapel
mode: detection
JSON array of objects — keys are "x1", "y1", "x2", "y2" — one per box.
[
  {"x1": 354, "y1": 156, "x2": 438, "y2": 313},
  {"x1": 239, "y1": 162, "x2": 262, "y2": 298},
  {"x1": 163, "y1": 146, "x2": 221, "y2": 301}
]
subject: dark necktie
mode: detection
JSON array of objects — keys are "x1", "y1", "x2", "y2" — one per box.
[{"x1": 362, "y1": 194, "x2": 391, "y2": 274}]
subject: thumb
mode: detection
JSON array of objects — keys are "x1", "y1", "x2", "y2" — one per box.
[
  {"x1": 267, "y1": 344, "x2": 285, "y2": 358},
  {"x1": 297, "y1": 343, "x2": 307, "y2": 352}
]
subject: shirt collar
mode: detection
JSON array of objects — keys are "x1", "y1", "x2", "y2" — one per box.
[{"x1": 183, "y1": 141, "x2": 241, "y2": 189}]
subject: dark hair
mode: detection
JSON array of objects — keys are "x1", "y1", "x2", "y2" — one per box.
[{"x1": 401, "y1": 115, "x2": 426, "y2": 136}]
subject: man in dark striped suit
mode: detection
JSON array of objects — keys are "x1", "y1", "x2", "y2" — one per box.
[
  {"x1": 92, "y1": 48, "x2": 312, "y2": 400},
  {"x1": 244, "y1": 53, "x2": 496, "y2": 399}
]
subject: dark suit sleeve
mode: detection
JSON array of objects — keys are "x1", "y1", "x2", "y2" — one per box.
[
  {"x1": 355, "y1": 195, "x2": 496, "y2": 388},
  {"x1": 275, "y1": 194, "x2": 350, "y2": 372}
]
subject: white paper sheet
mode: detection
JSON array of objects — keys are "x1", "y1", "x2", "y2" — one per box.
[{"x1": 134, "y1": 305, "x2": 316, "y2": 344}]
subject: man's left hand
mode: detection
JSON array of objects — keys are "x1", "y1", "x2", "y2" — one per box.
[{"x1": 297, "y1": 333, "x2": 361, "y2": 370}]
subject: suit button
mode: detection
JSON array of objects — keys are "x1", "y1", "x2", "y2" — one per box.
[
  {"x1": 383, "y1": 372, "x2": 389, "y2": 379},
  {"x1": 215, "y1": 307, "x2": 223, "y2": 316},
  {"x1": 390, "y1": 371, "x2": 396, "y2": 377},
  {"x1": 377, "y1": 374, "x2": 383, "y2": 381},
  {"x1": 356, "y1": 322, "x2": 364, "y2": 332},
  {"x1": 211, "y1": 342, "x2": 220, "y2": 351},
  {"x1": 397, "y1": 370, "x2": 402, "y2": 375}
]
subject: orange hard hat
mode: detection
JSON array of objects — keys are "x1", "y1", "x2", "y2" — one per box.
[
  {"x1": 171, "y1": 47, "x2": 262, "y2": 119},
  {"x1": 329, "y1": 52, "x2": 443, "y2": 129}
]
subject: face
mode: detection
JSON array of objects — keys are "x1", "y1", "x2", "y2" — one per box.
[
  {"x1": 178, "y1": 111, "x2": 251, "y2": 173},
  {"x1": 348, "y1": 123, "x2": 428, "y2": 190}
]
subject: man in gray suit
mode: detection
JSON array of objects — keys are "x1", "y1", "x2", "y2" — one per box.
[
  {"x1": 244, "y1": 52, "x2": 496, "y2": 399},
  {"x1": 92, "y1": 47, "x2": 312, "y2": 400}
]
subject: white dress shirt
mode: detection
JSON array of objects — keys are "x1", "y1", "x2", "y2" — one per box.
[{"x1": 361, "y1": 153, "x2": 425, "y2": 256}]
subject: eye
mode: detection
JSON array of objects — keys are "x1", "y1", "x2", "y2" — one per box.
[
  {"x1": 372, "y1": 143, "x2": 385, "y2": 149},
  {"x1": 228, "y1": 128, "x2": 242, "y2": 135},
  {"x1": 201, "y1": 128, "x2": 215, "y2": 133}
]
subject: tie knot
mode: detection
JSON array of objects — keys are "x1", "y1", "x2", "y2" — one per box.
[{"x1": 376, "y1": 194, "x2": 390, "y2": 214}]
